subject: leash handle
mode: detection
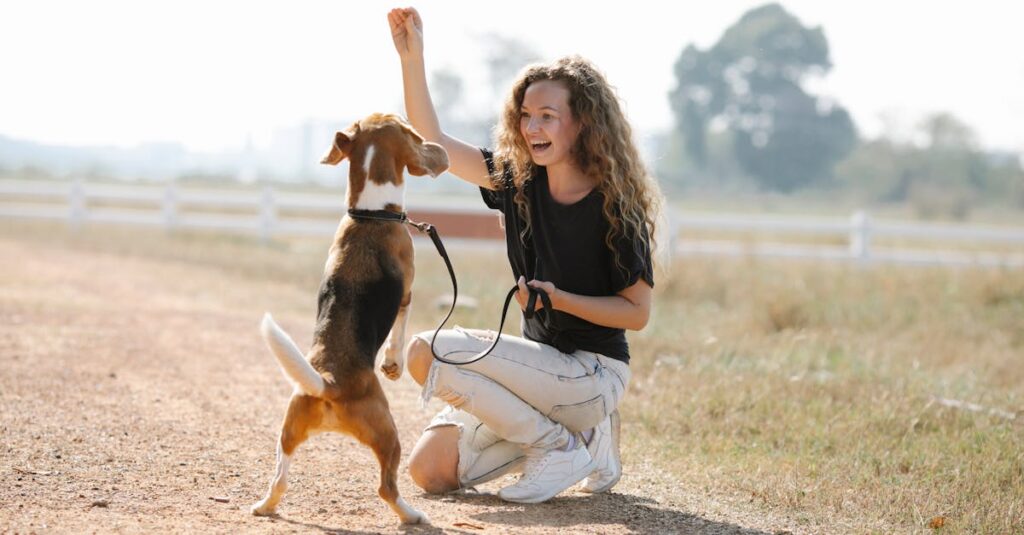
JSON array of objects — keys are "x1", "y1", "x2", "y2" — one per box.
[{"x1": 522, "y1": 284, "x2": 551, "y2": 320}]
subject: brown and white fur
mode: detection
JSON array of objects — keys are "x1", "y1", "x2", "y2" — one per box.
[{"x1": 251, "y1": 113, "x2": 448, "y2": 524}]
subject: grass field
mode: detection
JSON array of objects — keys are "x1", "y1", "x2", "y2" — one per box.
[
  {"x1": 632, "y1": 254, "x2": 1024, "y2": 533},
  {"x1": 2, "y1": 219, "x2": 1021, "y2": 533}
]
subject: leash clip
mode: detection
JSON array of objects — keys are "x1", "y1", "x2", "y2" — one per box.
[{"x1": 407, "y1": 220, "x2": 433, "y2": 234}]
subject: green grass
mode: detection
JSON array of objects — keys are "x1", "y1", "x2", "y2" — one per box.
[{"x1": 4, "y1": 220, "x2": 1022, "y2": 533}]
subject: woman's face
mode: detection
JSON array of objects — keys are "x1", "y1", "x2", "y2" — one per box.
[{"x1": 519, "y1": 80, "x2": 580, "y2": 168}]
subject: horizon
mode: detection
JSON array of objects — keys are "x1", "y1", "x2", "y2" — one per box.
[{"x1": 2, "y1": 1, "x2": 1022, "y2": 154}]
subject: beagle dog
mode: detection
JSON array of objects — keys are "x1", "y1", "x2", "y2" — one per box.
[{"x1": 251, "y1": 113, "x2": 448, "y2": 524}]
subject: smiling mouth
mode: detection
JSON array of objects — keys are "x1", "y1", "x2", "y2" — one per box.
[{"x1": 531, "y1": 142, "x2": 552, "y2": 152}]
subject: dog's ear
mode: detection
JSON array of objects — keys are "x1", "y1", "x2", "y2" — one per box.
[
  {"x1": 406, "y1": 141, "x2": 450, "y2": 178},
  {"x1": 395, "y1": 120, "x2": 449, "y2": 177},
  {"x1": 321, "y1": 131, "x2": 353, "y2": 165}
]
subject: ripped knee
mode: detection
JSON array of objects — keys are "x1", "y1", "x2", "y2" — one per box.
[
  {"x1": 436, "y1": 385, "x2": 469, "y2": 408},
  {"x1": 454, "y1": 326, "x2": 497, "y2": 343}
]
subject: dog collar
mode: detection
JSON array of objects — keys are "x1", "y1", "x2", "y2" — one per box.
[{"x1": 347, "y1": 209, "x2": 408, "y2": 223}]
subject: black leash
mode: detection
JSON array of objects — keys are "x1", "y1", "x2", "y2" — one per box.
[{"x1": 347, "y1": 208, "x2": 548, "y2": 366}]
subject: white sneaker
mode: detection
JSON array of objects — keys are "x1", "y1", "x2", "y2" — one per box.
[
  {"x1": 579, "y1": 409, "x2": 621, "y2": 493},
  {"x1": 497, "y1": 440, "x2": 595, "y2": 504}
]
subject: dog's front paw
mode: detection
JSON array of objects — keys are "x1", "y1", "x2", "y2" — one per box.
[
  {"x1": 379, "y1": 341, "x2": 405, "y2": 380},
  {"x1": 380, "y1": 360, "x2": 403, "y2": 381}
]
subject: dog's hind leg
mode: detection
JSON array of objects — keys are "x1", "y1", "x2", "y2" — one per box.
[
  {"x1": 250, "y1": 439, "x2": 292, "y2": 516},
  {"x1": 347, "y1": 393, "x2": 429, "y2": 524},
  {"x1": 251, "y1": 395, "x2": 321, "y2": 516},
  {"x1": 375, "y1": 418, "x2": 430, "y2": 524}
]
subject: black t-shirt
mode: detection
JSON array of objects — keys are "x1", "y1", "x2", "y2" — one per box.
[{"x1": 479, "y1": 148, "x2": 653, "y2": 364}]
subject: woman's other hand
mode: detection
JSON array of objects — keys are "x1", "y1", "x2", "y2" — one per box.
[
  {"x1": 515, "y1": 276, "x2": 559, "y2": 312},
  {"x1": 388, "y1": 7, "x2": 423, "y2": 61}
]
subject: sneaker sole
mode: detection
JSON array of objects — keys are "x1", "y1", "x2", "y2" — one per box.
[{"x1": 582, "y1": 469, "x2": 621, "y2": 494}]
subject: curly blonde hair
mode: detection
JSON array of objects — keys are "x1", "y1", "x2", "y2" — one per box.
[{"x1": 492, "y1": 55, "x2": 662, "y2": 276}]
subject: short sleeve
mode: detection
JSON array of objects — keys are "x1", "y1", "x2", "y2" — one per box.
[
  {"x1": 610, "y1": 222, "x2": 655, "y2": 293},
  {"x1": 478, "y1": 148, "x2": 506, "y2": 211}
]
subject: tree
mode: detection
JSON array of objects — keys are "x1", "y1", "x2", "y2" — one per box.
[
  {"x1": 918, "y1": 113, "x2": 977, "y2": 151},
  {"x1": 669, "y1": 3, "x2": 856, "y2": 191},
  {"x1": 834, "y1": 112, "x2": 1023, "y2": 218}
]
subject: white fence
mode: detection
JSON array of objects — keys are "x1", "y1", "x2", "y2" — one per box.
[
  {"x1": 2, "y1": 178, "x2": 1023, "y2": 268},
  {"x1": 670, "y1": 211, "x2": 1024, "y2": 268}
]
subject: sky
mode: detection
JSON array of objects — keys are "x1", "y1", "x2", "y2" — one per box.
[{"x1": 2, "y1": 0, "x2": 1022, "y2": 154}]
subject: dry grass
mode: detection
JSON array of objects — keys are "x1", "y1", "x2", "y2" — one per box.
[
  {"x1": 630, "y1": 256, "x2": 1024, "y2": 533},
  {"x1": 2, "y1": 219, "x2": 1021, "y2": 533}
]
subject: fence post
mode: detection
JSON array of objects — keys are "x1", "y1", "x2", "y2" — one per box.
[
  {"x1": 849, "y1": 210, "x2": 872, "y2": 263},
  {"x1": 260, "y1": 186, "x2": 276, "y2": 243},
  {"x1": 163, "y1": 183, "x2": 178, "y2": 231},
  {"x1": 69, "y1": 178, "x2": 86, "y2": 228},
  {"x1": 666, "y1": 209, "x2": 681, "y2": 257}
]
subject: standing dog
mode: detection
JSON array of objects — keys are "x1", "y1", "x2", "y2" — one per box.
[{"x1": 251, "y1": 114, "x2": 448, "y2": 524}]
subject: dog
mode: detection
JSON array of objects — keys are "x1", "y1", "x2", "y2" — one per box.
[{"x1": 250, "y1": 113, "x2": 448, "y2": 524}]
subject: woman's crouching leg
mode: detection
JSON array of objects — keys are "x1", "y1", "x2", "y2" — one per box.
[
  {"x1": 410, "y1": 407, "x2": 525, "y2": 492},
  {"x1": 408, "y1": 426, "x2": 460, "y2": 494}
]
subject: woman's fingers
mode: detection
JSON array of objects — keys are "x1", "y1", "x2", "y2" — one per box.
[
  {"x1": 526, "y1": 280, "x2": 554, "y2": 310},
  {"x1": 387, "y1": 11, "x2": 400, "y2": 35},
  {"x1": 388, "y1": 9, "x2": 411, "y2": 55},
  {"x1": 388, "y1": 6, "x2": 422, "y2": 57},
  {"x1": 515, "y1": 276, "x2": 550, "y2": 311},
  {"x1": 407, "y1": 7, "x2": 422, "y2": 29},
  {"x1": 515, "y1": 276, "x2": 529, "y2": 310}
]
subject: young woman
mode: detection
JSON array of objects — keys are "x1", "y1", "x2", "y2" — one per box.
[{"x1": 388, "y1": 7, "x2": 661, "y2": 504}]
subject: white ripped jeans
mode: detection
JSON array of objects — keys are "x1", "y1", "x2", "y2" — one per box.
[{"x1": 415, "y1": 326, "x2": 631, "y2": 487}]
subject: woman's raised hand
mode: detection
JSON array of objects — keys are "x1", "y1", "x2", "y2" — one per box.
[{"x1": 388, "y1": 7, "x2": 424, "y2": 61}]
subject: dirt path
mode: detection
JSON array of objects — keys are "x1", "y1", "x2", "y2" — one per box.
[{"x1": 0, "y1": 236, "x2": 794, "y2": 534}]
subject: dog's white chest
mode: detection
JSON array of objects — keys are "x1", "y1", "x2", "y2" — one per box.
[{"x1": 355, "y1": 180, "x2": 405, "y2": 211}]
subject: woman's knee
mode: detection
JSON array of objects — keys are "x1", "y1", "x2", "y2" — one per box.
[
  {"x1": 407, "y1": 427, "x2": 460, "y2": 494},
  {"x1": 405, "y1": 335, "x2": 433, "y2": 385}
]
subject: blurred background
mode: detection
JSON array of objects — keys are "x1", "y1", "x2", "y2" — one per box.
[{"x1": 2, "y1": 0, "x2": 1022, "y2": 222}]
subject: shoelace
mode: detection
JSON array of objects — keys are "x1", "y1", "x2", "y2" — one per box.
[{"x1": 518, "y1": 448, "x2": 554, "y2": 483}]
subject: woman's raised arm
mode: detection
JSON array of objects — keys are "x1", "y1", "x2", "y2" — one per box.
[{"x1": 388, "y1": 7, "x2": 493, "y2": 189}]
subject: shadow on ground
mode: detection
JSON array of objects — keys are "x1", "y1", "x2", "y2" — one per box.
[
  {"x1": 423, "y1": 490, "x2": 771, "y2": 534},
  {"x1": 270, "y1": 514, "x2": 450, "y2": 535},
  {"x1": 260, "y1": 491, "x2": 770, "y2": 534}
]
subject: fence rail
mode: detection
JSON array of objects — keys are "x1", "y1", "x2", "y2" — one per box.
[{"x1": 2, "y1": 178, "x2": 1022, "y2": 268}]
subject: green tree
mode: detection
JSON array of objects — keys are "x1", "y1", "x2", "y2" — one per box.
[
  {"x1": 668, "y1": 3, "x2": 856, "y2": 191},
  {"x1": 834, "y1": 112, "x2": 1023, "y2": 218}
]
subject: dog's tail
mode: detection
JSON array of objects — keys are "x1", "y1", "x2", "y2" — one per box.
[{"x1": 260, "y1": 313, "x2": 326, "y2": 397}]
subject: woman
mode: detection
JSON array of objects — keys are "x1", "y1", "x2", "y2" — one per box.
[{"x1": 388, "y1": 7, "x2": 661, "y2": 504}]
